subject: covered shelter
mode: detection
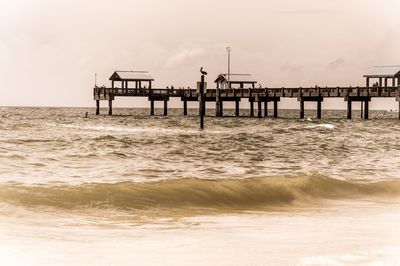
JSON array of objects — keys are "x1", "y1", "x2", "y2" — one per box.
[
  {"x1": 109, "y1": 71, "x2": 154, "y2": 89},
  {"x1": 215, "y1": 73, "x2": 257, "y2": 89},
  {"x1": 364, "y1": 66, "x2": 400, "y2": 88}
]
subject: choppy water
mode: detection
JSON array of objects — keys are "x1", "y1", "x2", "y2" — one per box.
[{"x1": 0, "y1": 107, "x2": 400, "y2": 265}]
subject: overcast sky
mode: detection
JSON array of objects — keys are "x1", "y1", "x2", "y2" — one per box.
[{"x1": 1, "y1": 0, "x2": 400, "y2": 109}]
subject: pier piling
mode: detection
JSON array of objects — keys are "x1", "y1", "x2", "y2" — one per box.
[
  {"x1": 317, "y1": 100, "x2": 322, "y2": 119},
  {"x1": 364, "y1": 100, "x2": 369, "y2": 120},
  {"x1": 257, "y1": 101, "x2": 262, "y2": 118},
  {"x1": 264, "y1": 102, "x2": 268, "y2": 117},
  {"x1": 163, "y1": 99, "x2": 168, "y2": 116},
  {"x1": 96, "y1": 100, "x2": 100, "y2": 115},
  {"x1": 347, "y1": 100, "x2": 352, "y2": 119},
  {"x1": 183, "y1": 100, "x2": 187, "y2": 116},
  {"x1": 235, "y1": 100, "x2": 240, "y2": 117},
  {"x1": 300, "y1": 100, "x2": 305, "y2": 119},
  {"x1": 215, "y1": 89, "x2": 221, "y2": 117},
  {"x1": 108, "y1": 100, "x2": 112, "y2": 116},
  {"x1": 361, "y1": 102, "x2": 364, "y2": 119},
  {"x1": 274, "y1": 100, "x2": 278, "y2": 118},
  {"x1": 150, "y1": 100, "x2": 155, "y2": 116},
  {"x1": 250, "y1": 101, "x2": 254, "y2": 117},
  {"x1": 199, "y1": 75, "x2": 205, "y2": 129}
]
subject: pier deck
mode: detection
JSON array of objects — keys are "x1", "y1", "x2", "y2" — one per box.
[{"x1": 94, "y1": 86, "x2": 400, "y2": 119}]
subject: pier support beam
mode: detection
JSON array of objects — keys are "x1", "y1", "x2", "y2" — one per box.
[
  {"x1": 257, "y1": 101, "x2": 262, "y2": 118},
  {"x1": 163, "y1": 99, "x2": 168, "y2": 116},
  {"x1": 347, "y1": 100, "x2": 352, "y2": 119},
  {"x1": 300, "y1": 100, "x2": 305, "y2": 119},
  {"x1": 108, "y1": 100, "x2": 113, "y2": 116},
  {"x1": 250, "y1": 101, "x2": 254, "y2": 117},
  {"x1": 215, "y1": 101, "x2": 221, "y2": 117},
  {"x1": 364, "y1": 100, "x2": 369, "y2": 120},
  {"x1": 264, "y1": 101, "x2": 268, "y2": 117},
  {"x1": 317, "y1": 100, "x2": 322, "y2": 119},
  {"x1": 361, "y1": 102, "x2": 364, "y2": 119},
  {"x1": 96, "y1": 100, "x2": 100, "y2": 115},
  {"x1": 199, "y1": 75, "x2": 205, "y2": 129},
  {"x1": 219, "y1": 101, "x2": 223, "y2": 117},
  {"x1": 215, "y1": 89, "x2": 221, "y2": 117},
  {"x1": 183, "y1": 100, "x2": 187, "y2": 116},
  {"x1": 235, "y1": 100, "x2": 240, "y2": 117},
  {"x1": 150, "y1": 100, "x2": 155, "y2": 116},
  {"x1": 273, "y1": 100, "x2": 278, "y2": 118}
]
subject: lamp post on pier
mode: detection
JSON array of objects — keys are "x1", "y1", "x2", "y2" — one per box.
[{"x1": 226, "y1": 46, "x2": 231, "y2": 89}]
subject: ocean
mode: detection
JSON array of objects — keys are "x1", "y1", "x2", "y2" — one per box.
[{"x1": 0, "y1": 107, "x2": 399, "y2": 265}]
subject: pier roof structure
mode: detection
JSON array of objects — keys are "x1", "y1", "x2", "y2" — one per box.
[
  {"x1": 109, "y1": 71, "x2": 154, "y2": 81},
  {"x1": 363, "y1": 66, "x2": 400, "y2": 78},
  {"x1": 215, "y1": 73, "x2": 257, "y2": 88},
  {"x1": 109, "y1": 71, "x2": 154, "y2": 89},
  {"x1": 363, "y1": 66, "x2": 400, "y2": 87}
]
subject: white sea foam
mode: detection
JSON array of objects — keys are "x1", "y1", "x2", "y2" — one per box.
[
  {"x1": 57, "y1": 123, "x2": 225, "y2": 135},
  {"x1": 306, "y1": 124, "x2": 335, "y2": 129}
]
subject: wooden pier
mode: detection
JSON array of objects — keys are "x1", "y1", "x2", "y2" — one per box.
[{"x1": 94, "y1": 68, "x2": 400, "y2": 120}]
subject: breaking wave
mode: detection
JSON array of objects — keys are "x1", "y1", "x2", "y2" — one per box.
[{"x1": 0, "y1": 174, "x2": 399, "y2": 212}]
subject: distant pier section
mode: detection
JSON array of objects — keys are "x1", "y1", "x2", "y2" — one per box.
[{"x1": 94, "y1": 66, "x2": 400, "y2": 119}]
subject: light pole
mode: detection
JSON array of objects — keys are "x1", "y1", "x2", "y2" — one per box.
[{"x1": 226, "y1": 46, "x2": 231, "y2": 89}]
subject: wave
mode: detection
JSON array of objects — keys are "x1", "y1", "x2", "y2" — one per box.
[
  {"x1": 58, "y1": 124, "x2": 225, "y2": 135},
  {"x1": 306, "y1": 124, "x2": 335, "y2": 129},
  {"x1": 0, "y1": 175, "x2": 399, "y2": 212}
]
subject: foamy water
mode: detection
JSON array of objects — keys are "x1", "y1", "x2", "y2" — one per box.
[{"x1": 0, "y1": 107, "x2": 399, "y2": 265}]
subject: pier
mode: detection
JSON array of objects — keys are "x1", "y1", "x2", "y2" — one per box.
[{"x1": 94, "y1": 67, "x2": 400, "y2": 119}]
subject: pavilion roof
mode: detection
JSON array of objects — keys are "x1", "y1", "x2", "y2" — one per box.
[
  {"x1": 215, "y1": 73, "x2": 257, "y2": 84},
  {"x1": 363, "y1": 66, "x2": 400, "y2": 78},
  {"x1": 109, "y1": 71, "x2": 154, "y2": 81}
]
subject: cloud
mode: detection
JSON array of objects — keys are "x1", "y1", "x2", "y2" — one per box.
[
  {"x1": 164, "y1": 48, "x2": 205, "y2": 68},
  {"x1": 328, "y1": 57, "x2": 345, "y2": 69}
]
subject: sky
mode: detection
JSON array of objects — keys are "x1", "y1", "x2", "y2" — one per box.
[{"x1": 1, "y1": 0, "x2": 400, "y2": 109}]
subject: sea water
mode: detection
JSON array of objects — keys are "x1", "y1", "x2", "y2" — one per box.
[{"x1": 0, "y1": 107, "x2": 399, "y2": 265}]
